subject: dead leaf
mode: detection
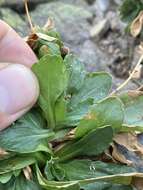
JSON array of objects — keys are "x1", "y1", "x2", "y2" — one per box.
[
  {"x1": 131, "y1": 64, "x2": 142, "y2": 79},
  {"x1": 0, "y1": 148, "x2": 8, "y2": 157},
  {"x1": 23, "y1": 166, "x2": 32, "y2": 180},
  {"x1": 132, "y1": 177, "x2": 143, "y2": 190},
  {"x1": 26, "y1": 33, "x2": 39, "y2": 49},
  {"x1": 114, "y1": 133, "x2": 137, "y2": 152},
  {"x1": 36, "y1": 32, "x2": 57, "y2": 42},
  {"x1": 114, "y1": 133, "x2": 143, "y2": 155},
  {"x1": 111, "y1": 144, "x2": 132, "y2": 165},
  {"x1": 44, "y1": 18, "x2": 55, "y2": 30},
  {"x1": 127, "y1": 91, "x2": 143, "y2": 98},
  {"x1": 131, "y1": 11, "x2": 143, "y2": 37}
]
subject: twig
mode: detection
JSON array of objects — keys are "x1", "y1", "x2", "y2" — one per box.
[
  {"x1": 24, "y1": 0, "x2": 35, "y2": 33},
  {"x1": 137, "y1": 84, "x2": 143, "y2": 91},
  {"x1": 110, "y1": 55, "x2": 143, "y2": 96}
]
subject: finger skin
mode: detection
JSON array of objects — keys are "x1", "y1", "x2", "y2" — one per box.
[
  {"x1": 0, "y1": 21, "x2": 39, "y2": 130},
  {"x1": 0, "y1": 20, "x2": 37, "y2": 66},
  {"x1": 0, "y1": 107, "x2": 30, "y2": 131}
]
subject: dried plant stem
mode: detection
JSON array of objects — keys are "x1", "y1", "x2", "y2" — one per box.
[
  {"x1": 24, "y1": 0, "x2": 35, "y2": 33},
  {"x1": 137, "y1": 84, "x2": 143, "y2": 91},
  {"x1": 110, "y1": 55, "x2": 143, "y2": 95},
  {"x1": 23, "y1": 166, "x2": 32, "y2": 180}
]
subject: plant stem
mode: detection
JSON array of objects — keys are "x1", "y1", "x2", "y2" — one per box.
[
  {"x1": 110, "y1": 55, "x2": 143, "y2": 95},
  {"x1": 24, "y1": 0, "x2": 35, "y2": 33}
]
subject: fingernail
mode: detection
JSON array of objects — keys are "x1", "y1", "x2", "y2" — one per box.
[{"x1": 0, "y1": 64, "x2": 39, "y2": 115}]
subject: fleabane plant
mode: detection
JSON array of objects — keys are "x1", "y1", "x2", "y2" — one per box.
[{"x1": 1, "y1": 2, "x2": 143, "y2": 190}]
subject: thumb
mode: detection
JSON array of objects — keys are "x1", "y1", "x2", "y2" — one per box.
[
  {"x1": 0, "y1": 20, "x2": 39, "y2": 130},
  {"x1": 0, "y1": 63, "x2": 39, "y2": 130}
]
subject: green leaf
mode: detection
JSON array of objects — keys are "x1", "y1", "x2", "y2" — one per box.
[
  {"x1": 0, "y1": 155, "x2": 35, "y2": 175},
  {"x1": 0, "y1": 172, "x2": 12, "y2": 184},
  {"x1": 32, "y1": 54, "x2": 68, "y2": 128},
  {"x1": 62, "y1": 72, "x2": 112, "y2": 127},
  {"x1": 55, "y1": 95, "x2": 67, "y2": 125},
  {"x1": 75, "y1": 97, "x2": 124, "y2": 138},
  {"x1": 54, "y1": 129, "x2": 70, "y2": 141},
  {"x1": 60, "y1": 160, "x2": 136, "y2": 181},
  {"x1": 120, "y1": 91, "x2": 143, "y2": 128},
  {"x1": 55, "y1": 126, "x2": 113, "y2": 161},
  {"x1": 38, "y1": 41, "x2": 61, "y2": 58},
  {"x1": 64, "y1": 54, "x2": 86, "y2": 94},
  {"x1": 14, "y1": 175, "x2": 41, "y2": 190},
  {"x1": 60, "y1": 160, "x2": 135, "y2": 190},
  {"x1": 0, "y1": 170, "x2": 21, "y2": 184},
  {"x1": 83, "y1": 183, "x2": 134, "y2": 190},
  {"x1": 44, "y1": 158, "x2": 65, "y2": 181},
  {"x1": 36, "y1": 26, "x2": 63, "y2": 46},
  {"x1": 0, "y1": 111, "x2": 54, "y2": 153},
  {"x1": 1, "y1": 174, "x2": 41, "y2": 190},
  {"x1": 79, "y1": 173, "x2": 143, "y2": 186},
  {"x1": 63, "y1": 99, "x2": 93, "y2": 126},
  {"x1": 53, "y1": 54, "x2": 88, "y2": 127},
  {"x1": 62, "y1": 63, "x2": 112, "y2": 126},
  {"x1": 36, "y1": 166, "x2": 80, "y2": 190},
  {"x1": 18, "y1": 109, "x2": 46, "y2": 129},
  {"x1": 36, "y1": 164, "x2": 143, "y2": 188},
  {"x1": 70, "y1": 72, "x2": 112, "y2": 107},
  {"x1": 120, "y1": 0, "x2": 143, "y2": 23}
]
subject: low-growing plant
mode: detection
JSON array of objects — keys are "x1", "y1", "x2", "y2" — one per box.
[{"x1": 1, "y1": 1, "x2": 143, "y2": 190}]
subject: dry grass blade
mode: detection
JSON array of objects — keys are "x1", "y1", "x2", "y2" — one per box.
[
  {"x1": 24, "y1": 0, "x2": 35, "y2": 33},
  {"x1": 110, "y1": 55, "x2": 143, "y2": 95}
]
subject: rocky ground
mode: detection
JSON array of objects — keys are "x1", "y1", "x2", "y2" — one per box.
[{"x1": 0, "y1": 0, "x2": 140, "y2": 91}]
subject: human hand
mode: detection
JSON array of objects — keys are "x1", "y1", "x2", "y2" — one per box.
[{"x1": 0, "y1": 21, "x2": 39, "y2": 130}]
